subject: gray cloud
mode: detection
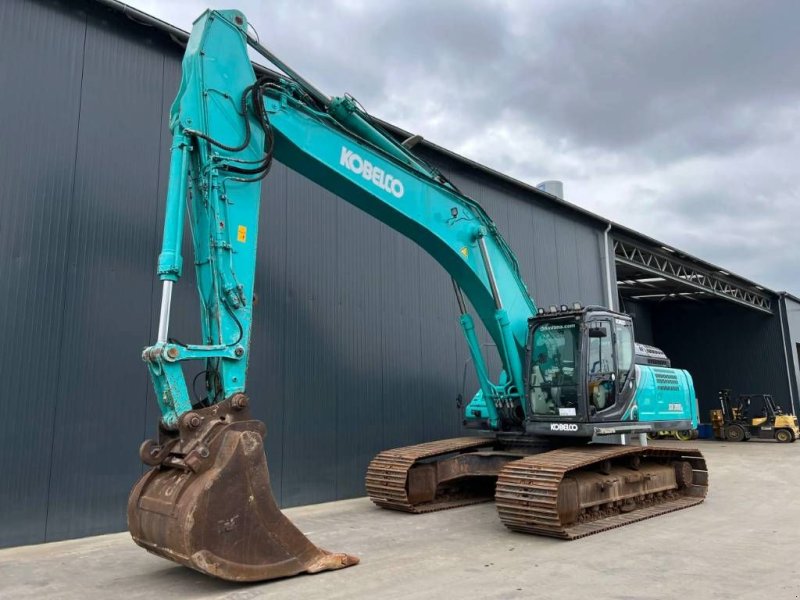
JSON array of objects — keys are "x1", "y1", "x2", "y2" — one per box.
[
  {"x1": 500, "y1": 1, "x2": 800, "y2": 155},
  {"x1": 130, "y1": 0, "x2": 800, "y2": 294}
]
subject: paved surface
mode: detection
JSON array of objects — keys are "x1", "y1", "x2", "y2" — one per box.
[{"x1": 2, "y1": 440, "x2": 800, "y2": 599}]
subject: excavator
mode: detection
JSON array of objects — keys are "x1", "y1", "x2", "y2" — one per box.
[{"x1": 128, "y1": 9, "x2": 708, "y2": 583}]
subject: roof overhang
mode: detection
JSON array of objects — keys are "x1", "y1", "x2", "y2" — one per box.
[{"x1": 614, "y1": 236, "x2": 772, "y2": 314}]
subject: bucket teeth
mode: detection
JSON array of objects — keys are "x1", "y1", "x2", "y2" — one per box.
[{"x1": 128, "y1": 398, "x2": 358, "y2": 582}]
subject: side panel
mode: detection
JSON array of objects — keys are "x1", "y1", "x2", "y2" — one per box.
[
  {"x1": 634, "y1": 366, "x2": 697, "y2": 427},
  {"x1": 333, "y1": 199, "x2": 385, "y2": 499}
]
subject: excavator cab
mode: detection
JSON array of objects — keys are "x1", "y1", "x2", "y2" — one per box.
[
  {"x1": 524, "y1": 305, "x2": 695, "y2": 438},
  {"x1": 526, "y1": 306, "x2": 632, "y2": 428}
]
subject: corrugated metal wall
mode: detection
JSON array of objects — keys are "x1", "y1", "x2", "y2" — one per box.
[
  {"x1": 650, "y1": 300, "x2": 792, "y2": 418},
  {"x1": 0, "y1": 0, "x2": 608, "y2": 546},
  {"x1": 620, "y1": 299, "x2": 656, "y2": 346},
  {"x1": 780, "y1": 296, "x2": 800, "y2": 410}
]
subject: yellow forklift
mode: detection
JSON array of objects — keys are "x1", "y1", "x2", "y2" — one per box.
[{"x1": 711, "y1": 389, "x2": 799, "y2": 443}]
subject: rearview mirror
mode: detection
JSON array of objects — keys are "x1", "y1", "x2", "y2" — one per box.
[{"x1": 588, "y1": 326, "x2": 607, "y2": 338}]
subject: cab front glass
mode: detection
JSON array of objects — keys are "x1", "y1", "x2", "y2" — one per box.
[{"x1": 528, "y1": 320, "x2": 580, "y2": 418}]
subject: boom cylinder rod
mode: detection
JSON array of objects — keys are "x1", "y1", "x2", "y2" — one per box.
[
  {"x1": 477, "y1": 236, "x2": 502, "y2": 310},
  {"x1": 246, "y1": 36, "x2": 330, "y2": 109},
  {"x1": 452, "y1": 278, "x2": 468, "y2": 315},
  {"x1": 157, "y1": 281, "x2": 173, "y2": 343}
]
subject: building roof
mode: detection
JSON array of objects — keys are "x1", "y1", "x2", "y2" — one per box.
[{"x1": 91, "y1": 0, "x2": 783, "y2": 312}]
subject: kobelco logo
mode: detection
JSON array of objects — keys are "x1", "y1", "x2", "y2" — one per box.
[
  {"x1": 550, "y1": 423, "x2": 579, "y2": 432},
  {"x1": 340, "y1": 146, "x2": 405, "y2": 199}
]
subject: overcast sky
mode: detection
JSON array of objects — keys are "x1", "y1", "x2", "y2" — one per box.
[{"x1": 130, "y1": 0, "x2": 799, "y2": 294}]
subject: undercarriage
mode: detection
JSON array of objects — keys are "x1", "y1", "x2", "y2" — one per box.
[{"x1": 366, "y1": 436, "x2": 707, "y2": 538}]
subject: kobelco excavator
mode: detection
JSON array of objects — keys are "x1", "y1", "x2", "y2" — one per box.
[{"x1": 128, "y1": 9, "x2": 708, "y2": 583}]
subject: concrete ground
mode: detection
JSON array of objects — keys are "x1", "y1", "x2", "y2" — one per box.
[{"x1": 2, "y1": 440, "x2": 800, "y2": 600}]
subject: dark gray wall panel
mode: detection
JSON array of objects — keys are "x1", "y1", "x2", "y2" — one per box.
[
  {"x1": 43, "y1": 12, "x2": 167, "y2": 540},
  {"x1": 2, "y1": 0, "x2": 610, "y2": 546},
  {"x1": 379, "y1": 230, "x2": 425, "y2": 450},
  {"x1": 530, "y1": 210, "x2": 560, "y2": 306},
  {"x1": 622, "y1": 299, "x2": 655, "y2": 346},
  {"x1": 651, "y1": 301, "x2": 790, "y2": 418},
  {"x1": 251, "y1": 163, "x2": 290, "y2": 504},
  {"x1": 418, "y1": 251, "x2": 464, "y2": 441},
  {"x1": 553, "y1": 219, "x2": 581, "y2": 303},
  {"x1": 577, "y1": 227, "x2": 605, "y2": 305},
  {"x1": 780, "y1": 296, "x2": 800, "y2": 411},
  {"x1": 0, "y1": 0, "x2": 87, "y2": 547},
  {"x1": 505, "y1": 194, "x2": 540, "y2": 292},
  {"x1": 280, "y1": 177, "x2": 341, "y2": 506},
  {"x1": 333, "y1": 201, "x2": 386, "y2": 499}
]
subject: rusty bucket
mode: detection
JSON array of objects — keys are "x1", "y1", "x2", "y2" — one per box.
[{"x1": 127, "y1": 396, "x2": 359, "y2": 582}]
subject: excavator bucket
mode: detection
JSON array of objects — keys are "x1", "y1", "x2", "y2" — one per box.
[{"x1": 127, "y1": 396, "x2": 358, "y2": 582}]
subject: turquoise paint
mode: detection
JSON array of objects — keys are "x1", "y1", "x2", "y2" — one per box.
[
  {"x1": 144, "y1": 10, "x2": 263, "y2": 426},
  {"x1": 262, "y1": 95, "x2": 536, "y2": 351},
  {"x1": 458, "y1": 313, "x2": 500, "y2": 427},
  {"x1": 327, "y1": 96, "x2": 440, "y2": 182},
  {"x1": 464, "y1": 390, "x2": 492, "y2": 422},
  {"x1": 632, "y1": 366, "x2": 699, "y2": 428},
  {"x1": 157, "y1": 133, "x2": 189, "y2": 282}
]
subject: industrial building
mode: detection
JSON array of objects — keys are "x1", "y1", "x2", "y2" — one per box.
[{"x1": 2, "y1": 0, "x2": 799, "y2": 549}]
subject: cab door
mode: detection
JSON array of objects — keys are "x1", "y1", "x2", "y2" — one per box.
[
  {"x1": 586, "y1": 319, "x2": 617, "y2": 421},
  {"x1": 587, "y1": 316, "x2": 637, "y2": 423}
]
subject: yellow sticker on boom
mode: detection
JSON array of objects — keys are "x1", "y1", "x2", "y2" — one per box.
[
  {"x1": 460, "y1": 246, "x2": 469, "y2": 258},
  {"x1": 237, "y1": 225, "x2": 247, "y2": 243}
]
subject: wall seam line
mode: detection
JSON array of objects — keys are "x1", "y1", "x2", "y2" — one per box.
[{"x1": 43, "y1": 10, "x2": 89, "y2": 543}]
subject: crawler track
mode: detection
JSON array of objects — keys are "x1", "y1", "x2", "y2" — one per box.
[
  {"x1": 494, "y1": 445, "x2": 708, "y2": 539},
  {"x1": 366, "y1": 437, "x2": 496, "y2": 513}
]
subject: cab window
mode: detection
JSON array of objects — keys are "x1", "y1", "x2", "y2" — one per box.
[
  {"x1": 529, "y1": 321, "x2": 579, "y2": 417},
  {"x1": 614, "y1": 319, "x2": 634, "y2": 383},
  {"x1": 587, "y1": 321, "x2": 613, "y2": 375},
  {"x1": 587, "y1": 320, "x2": 616, "y2": 413}
]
